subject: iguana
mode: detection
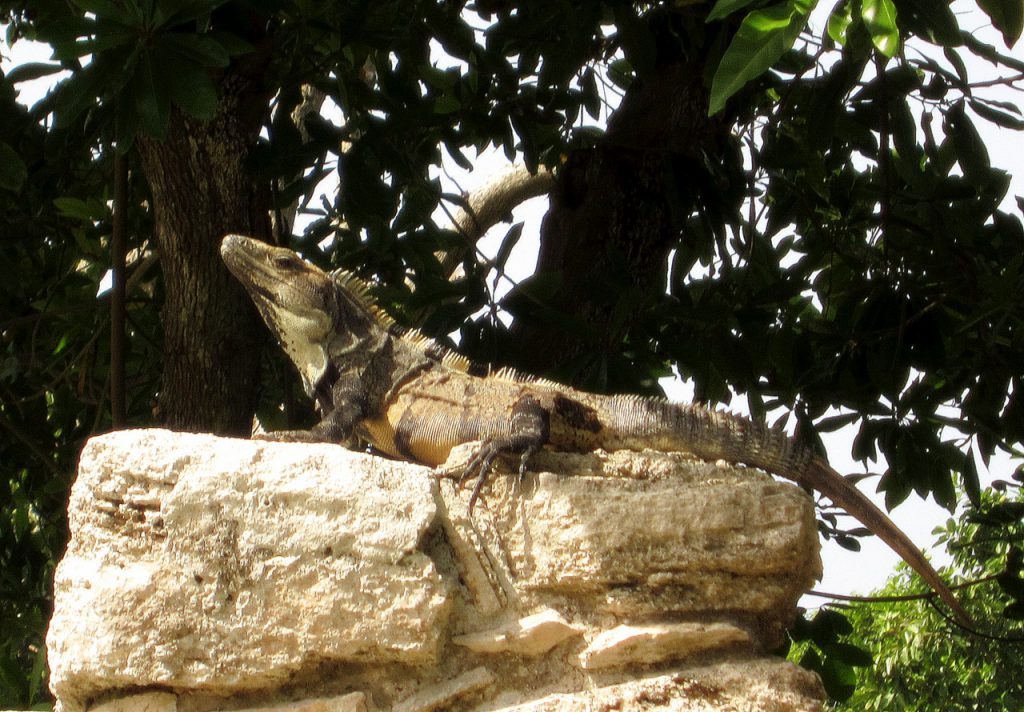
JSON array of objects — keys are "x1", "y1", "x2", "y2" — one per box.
[{"x1": 220, "y1": 233, "x2": 971, "y2": 626}]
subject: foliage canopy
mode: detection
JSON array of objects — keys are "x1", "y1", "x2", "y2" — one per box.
[
  {"x1": 1, "y1": 0, "x2": 1023, "y2": 706},
  {"x1": 800, "y1": 485, "x2": 1024, "y2": 710}
]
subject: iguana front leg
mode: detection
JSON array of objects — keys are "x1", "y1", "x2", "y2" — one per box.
[
  {"x1": 256, "y1": 374, "x2": 367, "y2": 445},
  {"x1": 457, "y1": 394, "x2": 551, "y2": 511}
]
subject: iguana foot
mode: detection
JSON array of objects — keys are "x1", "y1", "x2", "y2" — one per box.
[{"x1": 456, "y1": 440, "x2": 540, "y2": 513}]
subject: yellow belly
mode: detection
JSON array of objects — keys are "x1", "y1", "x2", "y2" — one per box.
[
  {"x1": 360, "y1": 412, "x2": 455, "y2": 466},
  {"x1": 358, "y1": 380, "x2": 523, "y2": 466}
]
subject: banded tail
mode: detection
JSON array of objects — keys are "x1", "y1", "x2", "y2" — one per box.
[{"x1": 598, "y1": 396, "x2": 973, "y2": 627}]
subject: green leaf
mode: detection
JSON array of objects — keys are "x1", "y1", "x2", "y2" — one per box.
[
  {"x1": 836, "y1": 534, "x2": 863, "y2": 551},
  {"x1": 85, "y1": 17, "x2": 140, "y2": 52},
  {"x1": 706, "y1": 0, "x2": 759, "y2": 23},
  {"x1": 52, "y1": 47, "x2": 137, "y2": 127},
  {"x1": 434, "y1": 93, "x2": 461, "y2": 114},
  {"x1": 161, "y1": 0, "x2": 226, "y2": 30},
  {"x1": 72, "y1": 0, "x2": 129, "y2": 20},
  {"x1": 977, "y1": 0, "x2": 1024, "y2": 47},
  {"x1": 4, "y1": 62, "x2": 65, "y2": 84},
  {"x1": 969, "y1": 99, "x2": 1024, "y2": 130},
  {"x1": 162, "y1": 33, "x2": 230, "y2": 68},
  {"x1": 889, "y1": 97, "x2": 918, "y2": 164},
  {"x1": 988, "y1": 500, "x2": 1024, "y2": 524},
  {"x1": 809, "y1": 607, "x2": 853, "y2": 643},
  {"x1": 27, "y1": 642, "x2": 47, "y2": 705},
  {"x1": 708, "y1": 1, "x2": 811, "y2": 115},
  {"x1": 746, "y1": 3, "x2": 808, "y2": 32},
  {"x1": 608, "y1": 57, "x2": 634, "y2": 90},
  {"x1": 443, "y1": 141, "x2": 472, "y2": 171},
  {"x1": 133, "y1": 55, "x2": 171, "y2": 137},
  {"x1": 944, "y1": 47, "x2": 968, "y2": 88},
  {"x1": 53, "y1": 196, "x2": 108, "y2": 221},
  {"x1": 0, "y1": 142, "x2": 28, "y2": 192},
  {"x1": 862, "y1": 0, "x2": 900, "y2": 57},
  {"x1": 580, "y1": 67, "x2": 600, "y2": 120},
  {"x1": 52, "y1": 334, "x2": 69, "y2": 355},
  {"x1": 45, "y1": 14, "x2": 100, "y2": 59},
  {"x1": 899, "y1": 0, "x2": 961, "y2": 46},
  {"x1": 153, "y1": 40, "x2": 219, "y2": 120},
  {"x1": 820, "y1": 653, "x2": 857, "y2": 701},
  {"x1": 826, "y1": 1, "x2": 855, "y2": 45},
  {"x1": 53, "y1": 65, "x2": 102, "y2": 127},
  {"x1": 946, "y1": 101, "x2": 991, "y2": 182},
  {"x1": 798, "y1": 645, "x2": 822, "y2": 671},
  {"x1": 963, "y1": 448, "x2": 982, "y2": 508},
  {"x1": 817, "y1": 411, "x2": 860, "y2": 432},
  {"x1": 494, "y1": 221, "x2": 524, "y2": 276},
  {"x1": 208, "y1": 30, "x2": 256, "y2": 57},
  {"x1": 828, "y1": 641, "x2": 874, "y2": 667}
]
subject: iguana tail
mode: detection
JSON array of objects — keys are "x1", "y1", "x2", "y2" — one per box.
[
  {"x1": 599, "y1": 398, "x2": 973, "y2": 627},
  {"x1": 797, "y1": 458, "x2": 972, "y2": 627}
]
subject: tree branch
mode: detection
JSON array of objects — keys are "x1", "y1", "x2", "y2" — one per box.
[{"x1": 439, "y1": 163, "x2": 554, "y2": 278}]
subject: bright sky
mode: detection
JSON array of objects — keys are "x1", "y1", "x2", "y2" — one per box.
[{"x1": 3, "y1": 2, "x2": 1022, "y2": 608}]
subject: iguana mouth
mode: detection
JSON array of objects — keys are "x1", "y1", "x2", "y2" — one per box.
[
  {"x1": 221, "y1": 235, "x2": 296, "y2": 292},
  {"x1": 220, "y1": 234, "x2": 258, "y2": 276},
  {"x1": 250, "y1": 283, "x2": 276, "y2": 304}
]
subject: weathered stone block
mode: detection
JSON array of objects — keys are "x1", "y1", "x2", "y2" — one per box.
[
  {"x1": 47, "y1": 429, "x2": 824, "y2": 711},
  {"x1": 48, "y1": 430, "x2": 449, "y2": 711}
]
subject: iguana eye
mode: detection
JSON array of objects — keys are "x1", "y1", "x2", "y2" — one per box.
[{"x1": 273, "y1": 254, "x2": 301, "y2": 270}]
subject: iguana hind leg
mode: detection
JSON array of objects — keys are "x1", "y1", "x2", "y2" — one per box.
[{"x1": 457, "y1": 394, "x2": 550, "y2": 512}]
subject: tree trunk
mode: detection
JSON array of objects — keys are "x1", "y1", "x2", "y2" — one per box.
[
  {"x1": 509, "y1": 57, "x2": 730, "y2": 385},
  {"x1": 138, "y1": 69, "x2": 271, "y2": 435}
]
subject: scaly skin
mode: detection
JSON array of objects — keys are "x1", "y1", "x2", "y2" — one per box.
[{"x1": 220, "y1": 234, "x2": 972, "y2": 626}]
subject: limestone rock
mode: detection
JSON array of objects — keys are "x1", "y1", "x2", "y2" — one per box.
[
  {"x1": 90, "y1": 691, "x2": 177, "y2": 712},
  {"x1": 578, "y1": 622, "x2": 751, "y2": 670},
  {"x1": 48, "y1": 430, "x2": 449, "y2": 711},
  {"x1": 89, "y1": 691, "x2": 368, "y2": 712},
  {"x1": 47, "y1": 429, "x2": 825, "y2": 711},
  {"x1": 452, "y1": 609, "x2": 583, "y2": 656},
  {"x1": 235, "y1": 692, "x2": 368, "y2": 711},
  {"x1": 438, "y1": 444, "x2": 821, "y2": 627},
  {"x1": 392, "y1": 667, "x2": 494, "y2": 712},
  {"x1": 489, "y1": 659, "x2": 824, "y2": 711}
]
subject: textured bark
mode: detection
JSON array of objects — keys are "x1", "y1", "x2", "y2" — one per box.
[
  {"x1": 510, "y1": 57, "x2": 730, "y2": 379},
  {"x1": 138, "y1": 69, "x2": 271, "y2": 434}
]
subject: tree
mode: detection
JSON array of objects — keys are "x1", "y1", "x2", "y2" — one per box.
[
  {"x1": 832, "y1": 485, "x2": 1024, "y2": 710},
  {"x1": 0, "y1": 65, "x2": 109, "y2": 709},
  {"x1": 786, "y1": 482, "x2": 1024, "y2": 705},
  {"x1": 1, "y1": 0, "x2": 1023, "y2": 706}
]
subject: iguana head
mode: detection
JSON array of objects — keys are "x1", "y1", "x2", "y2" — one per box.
[{"x1": 220, "y1": 234, "x2": 381, "y2": 395}]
